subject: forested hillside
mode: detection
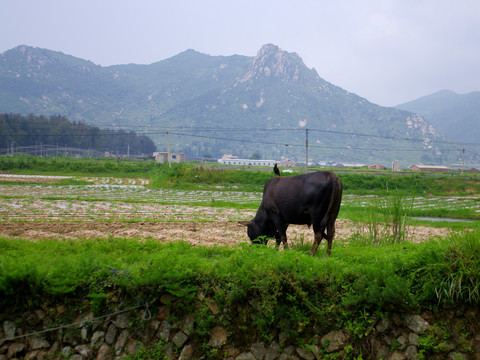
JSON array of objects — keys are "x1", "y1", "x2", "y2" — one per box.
[{"x1": 0, "y1": 113, "x2": 156, "y2": 156}]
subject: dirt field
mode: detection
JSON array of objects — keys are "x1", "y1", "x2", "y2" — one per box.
[
  {"x1": 0, "y1": 174, "x2": 453, "y2": 248},
  {"x1": 0, "y1": 217, "x2": 450, "y2": 249}
]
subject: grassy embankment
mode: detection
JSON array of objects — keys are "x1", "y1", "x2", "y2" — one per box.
[
  {"x1": 1, "y1": 232, "x2": 480, "y2": 357},
  {"x1": 1, "y1": 156, "x2": 480, "y2": 357}
]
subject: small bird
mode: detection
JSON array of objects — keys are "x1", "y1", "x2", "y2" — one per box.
[{"x1": 273, "y1": 163, "x2": 280, "y2": 177}]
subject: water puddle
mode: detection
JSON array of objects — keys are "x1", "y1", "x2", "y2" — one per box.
[{"x1": 413, "y1": 217, "x2": 474, "y2": 223}]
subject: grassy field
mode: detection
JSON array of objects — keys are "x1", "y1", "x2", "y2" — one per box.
[{"x1": 1, "y1": 157, "x2": 479, "y2": 358}]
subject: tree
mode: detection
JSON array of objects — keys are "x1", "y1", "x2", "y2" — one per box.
[
  {"x1": 0, "y1": 113, "x2": 157, "y2": 155},
  {"x1": 250, "y1": 151, "x2": 262, "y2": 160}
]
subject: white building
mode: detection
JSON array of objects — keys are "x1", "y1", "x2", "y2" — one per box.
[
  {"x1": 218, "y1": 159, "x2": 276, "y2": 166},
  {"x1": 392, "y1": 161, "x2": 401, "y2": 172}
]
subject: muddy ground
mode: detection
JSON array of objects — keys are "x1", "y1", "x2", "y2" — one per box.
[{"x1": 0, "y1": 218, "x2": 450, "y2": 249}]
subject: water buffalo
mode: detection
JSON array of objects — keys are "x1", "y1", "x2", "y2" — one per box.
[{"x1": 239, "y1": 171, "x2": 342, "y2": 255}]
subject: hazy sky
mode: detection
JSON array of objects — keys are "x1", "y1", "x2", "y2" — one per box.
[{"x1": 1, "y1": 0, "x2": 479, "y2": 106}]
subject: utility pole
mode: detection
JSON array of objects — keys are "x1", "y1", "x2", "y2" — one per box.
[
  {"x1": 305, "y1": 128, "x2": 309, "y2": 174},
  {"x1": 462, "y1": 148, "x2": 465, "y2": 175},
  {"x1": 166, "y1": 131, "x2": 171, "y2": 168}
]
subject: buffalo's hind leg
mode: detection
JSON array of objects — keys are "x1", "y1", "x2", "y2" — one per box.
[
  {"x1": 310, "y1": 223, "x2": 326, "y2": 256},
  {"x1": 325, "y1": 221, "x2": 336, "y2": 256}
]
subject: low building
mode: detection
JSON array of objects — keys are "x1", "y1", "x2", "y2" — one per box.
[
  {"x1": 450, "y1": 164, "x2": 480, "y2": 173},
  {"x1": 154, "y1": 152, "x2": 185, "y2": 164},
  {"x1": 337, "y1": 163, "x2": 367, "y2": 168},
  {"x1": 277, "y1": 161, "x2": 296, "y2": 167},
  {"x1": 409, "y1": 165, "x2": 449, "y2": 172},
  {"x1": 368, "y1": 164, "x2": 386, "y2": 170},
  {"x1": 221, "y1": 154, "x2": 238, "y2": 160}
]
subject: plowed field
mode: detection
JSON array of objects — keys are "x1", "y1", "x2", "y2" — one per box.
[{"x1": 0, "y1": 174, "x2": 452, "y2": 249}]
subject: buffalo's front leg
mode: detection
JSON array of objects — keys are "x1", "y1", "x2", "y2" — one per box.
[
  {"x1": 274, "y1": 230, "x2": 288, "y2": 249},
  {"x1": 274, "y1": 232, "x2": 282, "y2": 248},
  {"x1": 272, "y1": 219, "x2": 288, "y2": 250}
]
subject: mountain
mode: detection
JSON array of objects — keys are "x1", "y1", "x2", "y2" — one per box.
[
  {"x1": 0, "y1": 45, "x2": 249, "y2": 126},
  {"x1": 0, "y1": 44, "x2": 470, "y2": 166},
  {"x1": 395, "y1": 90, "x2": 480, "y2": 144}
]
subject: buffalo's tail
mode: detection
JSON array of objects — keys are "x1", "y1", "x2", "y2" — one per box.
[{"x1": 319, "y1": 173, "x2": 341, "y2": 240}]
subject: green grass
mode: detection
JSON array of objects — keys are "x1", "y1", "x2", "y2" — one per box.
[
  {"x1": 149, "y1": 162, "x2": 274, "y2": 192},
  {"x1": 2, "y1": 231, "x2": 479, "y2": 311},
  {"x1": 2, "y1": 231, "x2": 479, "y2": 355},
  {"x1": 2, "y1": 155, "x2": 479, "y2": 195},
  {"x1": 0, "y1": 155, "x2": 157, "y2": 178}
]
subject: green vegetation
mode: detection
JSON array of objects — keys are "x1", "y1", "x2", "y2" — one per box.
[
  {"x1": 1, "y1": 157, "x2": 479, "y2": 223},
  {"x1": 150, "y1": 164, "x2": 480, "y2": 196},
  {"x1": 150, "y1": 162, "x2": 274, "y2": 191},
  {"x1": 0, "y1": 155, "x2": 157, "y2": 177},
  {"x1": 125, "y1": 341, "x2": 168, "y2": 360},
  {"x1": 1, "y1": 232, "x2": 479, "y2": 333},
  {"x1": 1, "y1": 156, "x2": 479, "y2": 195}
]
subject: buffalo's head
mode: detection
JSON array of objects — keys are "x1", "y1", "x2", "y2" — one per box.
[{"x1": 238, "y1": 219, "x2": 277, "y2": 245}]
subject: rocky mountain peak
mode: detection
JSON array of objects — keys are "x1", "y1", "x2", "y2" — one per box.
[{"x1": 238, "y1": 44, "x2": 303, "y2": 83}]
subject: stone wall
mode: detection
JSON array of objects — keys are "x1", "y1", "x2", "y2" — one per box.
[{"x1": 1, "y1": 294, "x2": 480, "y2": 359}]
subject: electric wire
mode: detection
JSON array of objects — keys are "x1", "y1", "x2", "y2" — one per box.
[
  {"x1": 0, "y1": 303, "x2": 150, "y2": 342},
  {"x1": 4, "y1": 126, "x2": 480, "y2": 148}
]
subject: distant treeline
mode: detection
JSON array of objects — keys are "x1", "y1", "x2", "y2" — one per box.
[{"x1": 1, "y1": 114, "x2": 156, "y2": 155}]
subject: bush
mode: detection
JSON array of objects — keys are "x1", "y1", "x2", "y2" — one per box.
[
  {"x1": 437, "y1": 231, "x2": 480, "y2": 304},
  {"x1": 149, "y1": 163, "x2": 273, "y2": 190}
]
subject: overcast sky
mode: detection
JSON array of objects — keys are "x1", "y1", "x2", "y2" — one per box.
[{"x1": 1, "y1": 0, "x2": 479, "y2": 106}]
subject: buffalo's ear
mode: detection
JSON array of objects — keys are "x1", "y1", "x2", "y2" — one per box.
[{"x1": 238, "y1": 220, "x2": 252, "y2": 227}]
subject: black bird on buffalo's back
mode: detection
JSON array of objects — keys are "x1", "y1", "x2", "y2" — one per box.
[{"x1": 273, "y1": 163, "x2": 280, "y2": 177}]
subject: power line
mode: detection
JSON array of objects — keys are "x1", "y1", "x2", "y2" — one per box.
[
  {"x1": 166, "y1": 131, "x2": 300, "y2": 147},
  {"x1": 100, "y1": 125, "x2": 480, "y2": 147},
  {"x1": 4, "y1": 124, "x2": 480, "y2": 147},
  {"x1": 163, "y1": 131, "x2": 467, "y2": 153},
  {"x1": 3, "y1": 126, "x2": 480, "y2": 156}
]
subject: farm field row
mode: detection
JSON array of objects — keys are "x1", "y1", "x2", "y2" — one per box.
[
  {"x1": 1, "y1": 174, "x2": 479, "y2": 215},
  {"x1": 1, "y1": 174, "x2": 477, "y2": 247},
  {"x1": 0, "y1": 182, "x2": 260, "y2": 206}
]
